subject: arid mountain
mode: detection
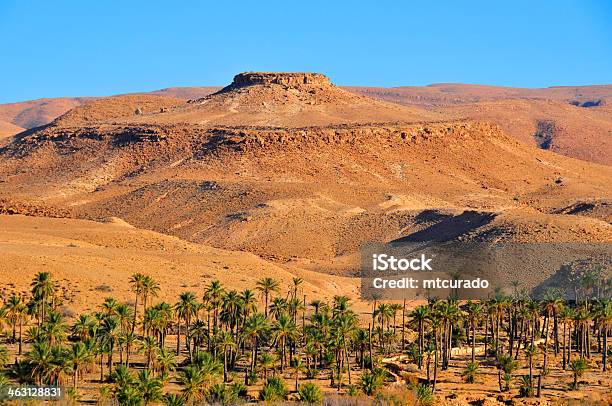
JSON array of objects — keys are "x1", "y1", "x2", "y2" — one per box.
[
  {"x1": 0, "y1": 97, "x2": 93, "y2": 138},
  {"x1": 1, "y1": 80, "x2": 610, "y2": 165},
  {"x1": 348, "y1": 84, "x2": 612, "y2": 165},
  {"x1": 1, "y1": 73, "x2": 610, "y2": 281}
]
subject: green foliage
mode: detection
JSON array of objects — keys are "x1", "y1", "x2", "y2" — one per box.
[
  {"x1": 359, "y1": 368, "x2": 387, "y2": 396},
  {"x1": 162, "y1": 393, "x2": 186, "y2": 406},
  {"x1": 413, "y1": 383, "x2": 434, "y2": 406},
  {"x1": 207, "y1": 383, "x2": 239, "y2": 405},
  {"x1": 298, "y1": 382, "x2": 322, "y2": 404},
  {"x1": 347, "y1": 385, "x2": 358, "y2": 396},
  {"x1": 461, "y1": 362, "x2": 479, "y2": 384},
  {"x1": 570, "y1": 358, "x2": 588, "y2": 390},
  {"x1": 517, "y1": 375, "x2": 532, "y2": 397},
  {"x1": 259, "y1": 376, "x2": 289, "y2": 401}
]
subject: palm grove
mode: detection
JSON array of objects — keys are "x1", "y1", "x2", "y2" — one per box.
[{"x1": 0, "y1": 271, "x2": 610, "y2": 404}]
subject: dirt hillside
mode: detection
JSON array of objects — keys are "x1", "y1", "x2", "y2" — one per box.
[{"x1": 1, "y1": 73, "x2": 610, "y2": 282}]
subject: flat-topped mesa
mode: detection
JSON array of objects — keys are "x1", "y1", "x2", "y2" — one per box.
[{"x1": 231, "y1": 72, "x2": 331, "y2": 89}]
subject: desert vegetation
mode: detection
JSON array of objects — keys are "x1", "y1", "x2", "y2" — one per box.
[{"x1": 0, "y1": 271, "x2": 610, "y2": 404}]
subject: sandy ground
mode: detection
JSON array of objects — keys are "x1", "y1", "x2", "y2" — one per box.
[{"x1": 0, "y1": 215, "x2": 368, "y2": 315}]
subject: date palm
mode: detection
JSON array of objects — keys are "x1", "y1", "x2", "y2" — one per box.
[
  {"x1": 154, "y1": 347, "x2": 177, "y2": 376},
  {"x1": 100, "y1": 316, "x2": 120, "y2": 370},
  {"x1": 30, "y1": 272, "x2": 55, "y2": 324},
  {"x1": 204, "y1": 280, "x2": 225, "y2": 334},
  {"x1": 67, "y1": 341, "x2": 93, "y2": 390},
  {"x1": 72, "y1": 314, "x2": 95, "y2": 341},
  {"x1": 216, "y1": 331, "x2": 237, "y2": 382},
  {"x1": 240, "y1": 289, "x2": 258, "y2": 320},
  {"x1": 462, "y1": 361, "x2": 479, "y2": 383},
  {"x1": 409, "y1": 305, "x2": 430, "y2": 368},
  {"x1": 569, "y1": 357, "x2": 588, "y2": 390},
  {"x1": 100, "y1": 297, "x2": 120, "y2": 316},
  {"x1": 142, "y1": 276, "x2": 160, "y2": 311},
  {"x1": 523, "y1": 345, "x2": 537, "y2": 397},
  {"x1": 42, "y1": 311, "x2": 68, "y2": 346},
  {"x1": 272, "y1": 314, "x2": 297, "y2": 372},
  {"x1": 137, "y1": 369, "x2": 163, "y2": 405},
  {"x1": 27, "y1": 341, "x2": 54, "y2": 385},
  {"x1": 243, "y1": 313, "x2": 269, "y2": 372},
  {"x1": 129, "y1": 273, "x2": 146, "y2": 334},
  {"x1": 175, "y1": 292, "x2": 198, "y2": 356},
  {"x1": 5, "y1": 294, "x2": 27, "y2": 355},
  {"x1": 256, "y1": 277, "x2": 279, "y2": 318},
  {"x1": 269, "y1": 297, "x2": 289, "y2": 320},
  {"x1": 259, "y1": 353, "x2": 277, "y2": 379},
  {"x1": 292, "y1": 356, "x2": 307, "y2": 392},
  {"x1": 140, "y1": 336, "x2": 159, "y2": 370},
  {"x1": 594, "y1": 299, "x2": 612, "y2": 371},
  {"x1": 464, "y1": 301, "x2": 483, "y2": 363}
]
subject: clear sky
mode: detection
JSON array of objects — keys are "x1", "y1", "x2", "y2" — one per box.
[{"x1": 1, "y1": 0, "x2": 610, "y2": 103}]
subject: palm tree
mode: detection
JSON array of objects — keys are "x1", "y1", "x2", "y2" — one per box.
[
  {"x1": 243, "y1": 313, "x2": 270, "y2": 372},
  {"x1": 523, "y1": 345, "x2": 537, "y2": 397},
  {"x1": 179, "y1": 366, "x2": 206, "y2": 402},
  {"x1": 272, "y1": 314, "x2": 297, "y2": 372},
  {"x1": 163, "y1": 393, "x2": 186, "y2": 406},
  {"x1": 410, "y1": 305, "x2": 430, "y2": 368},
  {"x1": 292, "y1": 356, "x2": 307, "y2": 392},
  {"x1": 465, "y1": 301, "x2": 483, "y2": 363},
  {"x1": 292, "y1": 277, "x2": 303, "y2": 300},
  {"x1": 5, "y1": 294, "x2": 27, "y2": 355},
  {"x1": 72, "y1": 314, "x2": 95, "y2": 341},
  {"x1": 129, "y1": 273, "x2": 146, "y2": 334},
  {"x1": 259, "y1": 353, "x2": 277, "y2": 379},
  {"x1": 142, "y1": 276, "x2": 161, "y2": 313},
  {"x1": 27, "y1": 341, "x2": 54, "y2": 385},
  {"x1": 140, "y1": 336, "x2": 159, "y2": 370},
  {"x1": 497, "y1": 354, "x2": 518, "y2": 392},
  {"x1": 559, "y1": 305, "x2": 574, "y2": 369},
  {"x1": 67, "y1": 341, "x2": 93, "y2": 390},
  {"x1": 204, "y1": 280, "x2": 225, "y2": 334},
  {"x1": 594, "y1": 300, "x2": 612, "y2": 371},
  {"x1": 155, "y1": 347, "x2": 177, "y2": 376},
  {"x1": 216, "y1": 331, "x2": 236, "y2": 382},
  {"x1": 569, "y1": 358, "x2": 588, "y2": 390},
  {"x1": 256, "y1": 277, "x2": 279, "y2": 318},
  {"x1": 99, "y1": 316, "x2": 120, "y2": 370},
  {"x1": 137, "y1": 369, "x2": 163, "y2": 404},
  {"x1": 461, "y1": 362, "x2": 479, "y2": 384},
  {"x1": 30, "y1": 272, "x2": 55, "y2": 324}
]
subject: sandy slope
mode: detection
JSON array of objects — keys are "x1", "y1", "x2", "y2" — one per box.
[{"x1": 0, "y1": 215, "x2": 364, "y2": 314}]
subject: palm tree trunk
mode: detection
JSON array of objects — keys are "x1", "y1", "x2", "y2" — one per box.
[
  {"x1": 131, "y1": 291, "x2": 139, "y2": 334},
  {"x1": 176, "y1": 317, "x2": 182, "y2": 356},
  {"x1": 433, "y1": 328, "x2": 439, "y2": 393},
  {"x1": 471, "y1": 319, "x2": 476, "y2": 363},
  {"x1": 603, "y1": 326, "x2": 608, "y2": 372},
  {"x1": 344, "y1": 341, "x2": 352, "y2": 385}
]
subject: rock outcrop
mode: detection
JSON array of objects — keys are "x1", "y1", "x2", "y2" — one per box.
[{"x1": 229, "y1": 72, "x2": 331, "y2": 89}]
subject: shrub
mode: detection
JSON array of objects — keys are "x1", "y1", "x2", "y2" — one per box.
[
  {"x1": 163, "y1": 393, "x2": 186, "y2": 406},
  {"x1": 462, "y1": 362, "x2": 479, "y2": 384},
  {"x1": 207, "y1": 383, "x2": 239, "y2": 405},
  {"x1": 259, "y1": 376, "x2": 289, "y2": 402},
  {"x1": 359, "y1": 369, "x2": 386, "y2": 396},
  {"x1": 517, "y1": 375, "x2": 532, "y2": 397},
  {"x1": 413, "y1": 383, "x2": 434, "y2": 406},
  {"x1": 298, "y1": 382, "x2": 322, "y2": 404}
]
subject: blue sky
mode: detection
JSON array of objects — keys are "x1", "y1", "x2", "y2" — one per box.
[{"x1": 0, "y1": 1, "x2": 610, "y2": 103}]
